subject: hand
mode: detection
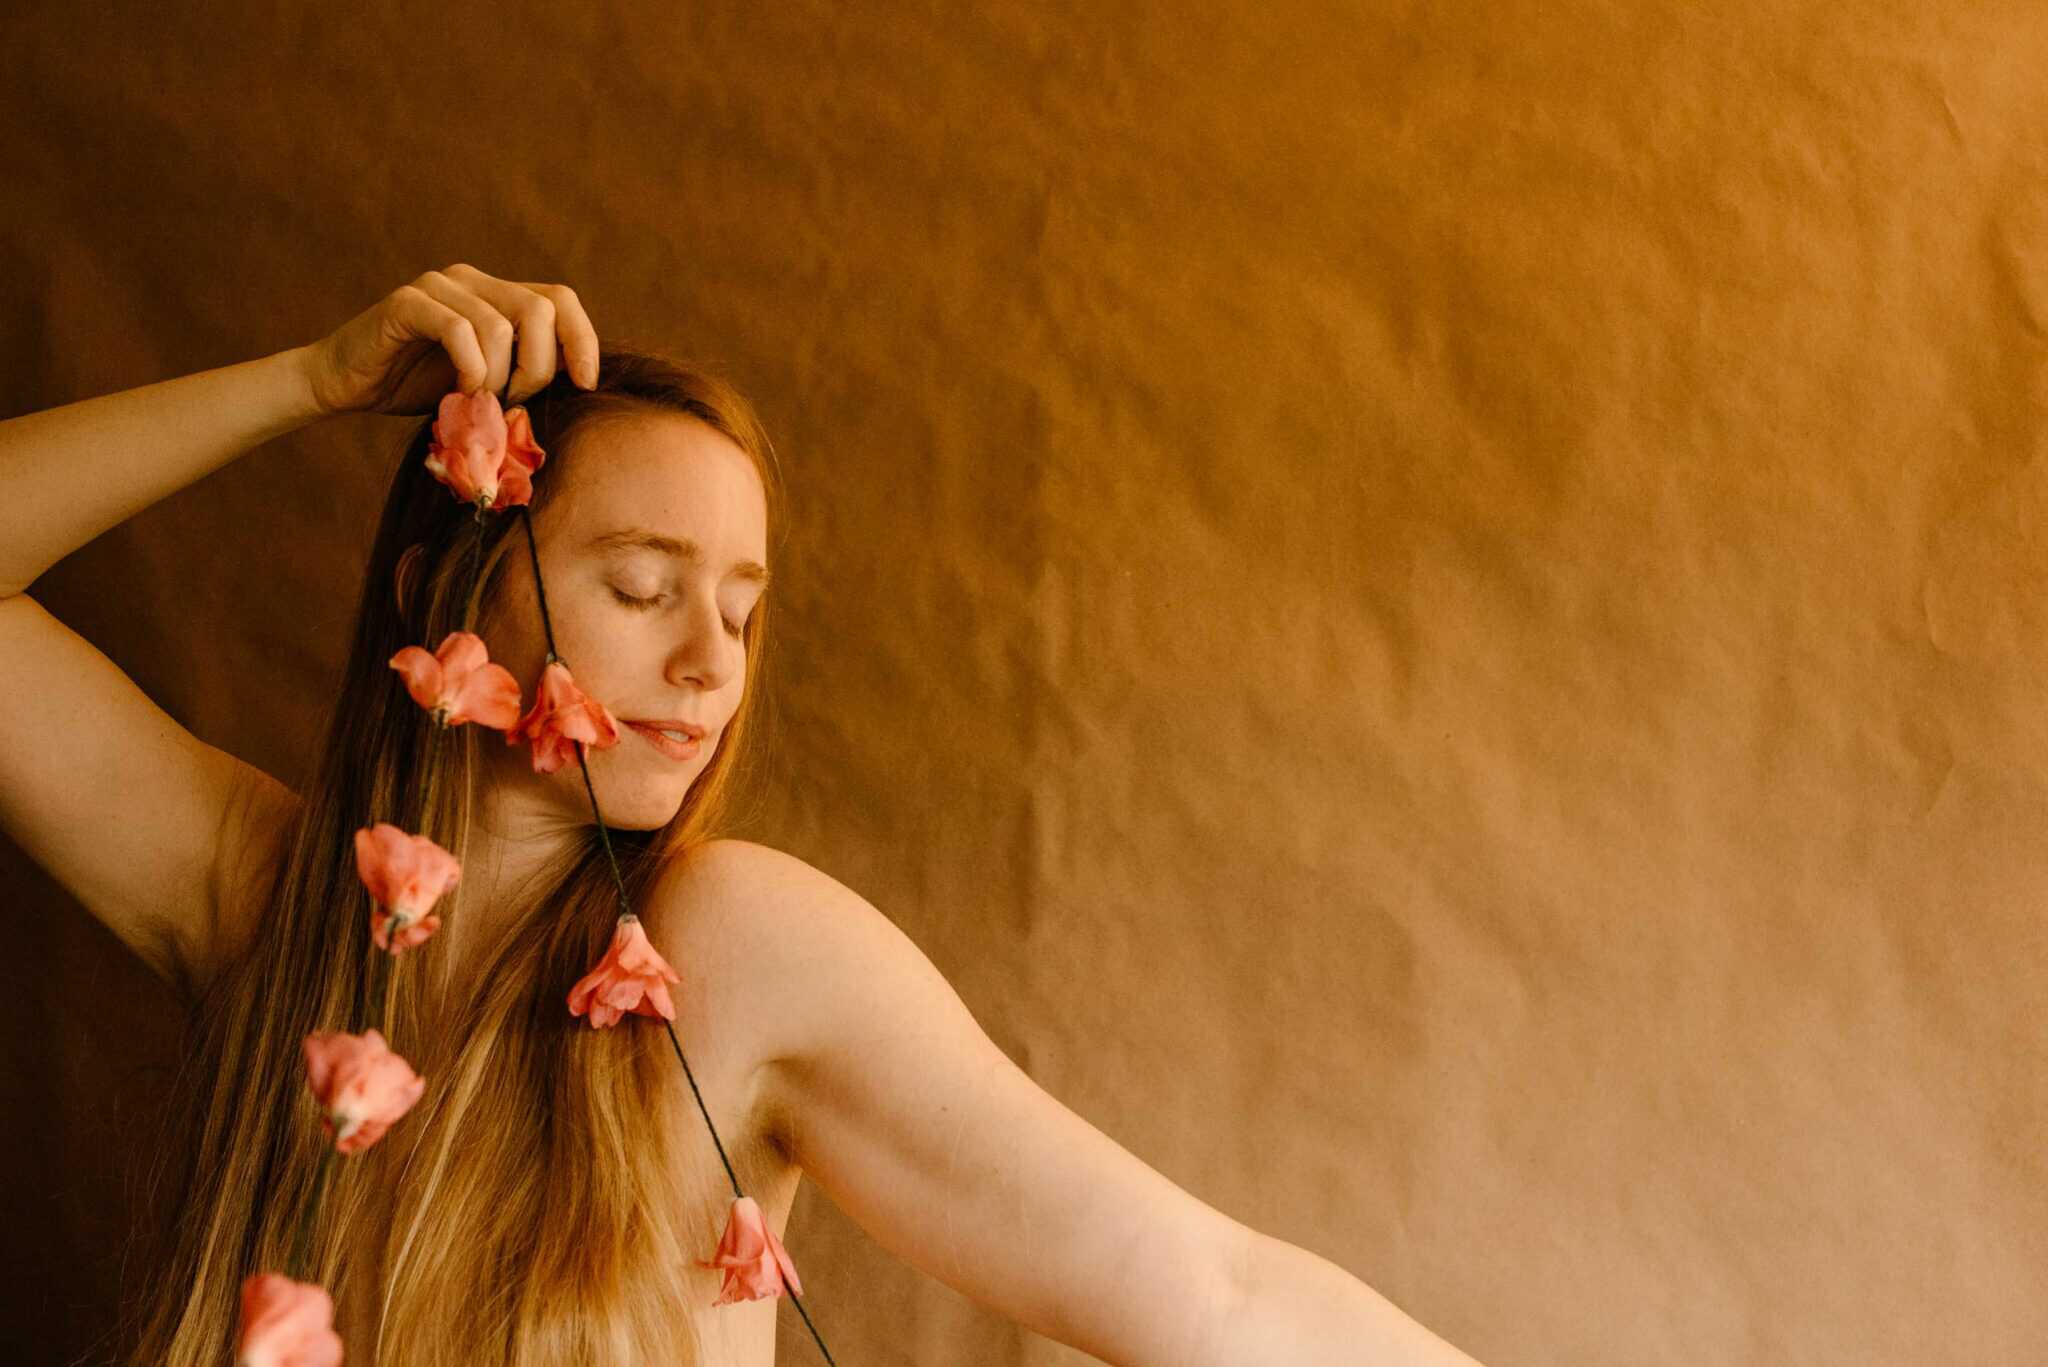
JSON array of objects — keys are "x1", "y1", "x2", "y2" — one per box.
[{"x1": 298, "y1": 264, "x2": 601, "y2": 418}]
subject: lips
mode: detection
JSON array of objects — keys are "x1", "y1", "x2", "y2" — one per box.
[
  {"x1": 625, "y1": 719, "x2": 707, "y2": 741},
  {"x1": 625, "y1": 721, "x2": 705, "y2": 762}
]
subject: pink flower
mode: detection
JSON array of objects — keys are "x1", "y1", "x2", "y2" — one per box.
[
  {"x1": 422, "y1": 389, "x2": 548, "y2": 509},
  {"x1": 235, "y1": 1271, "x2": 343, "y2": 1367},
  {"x1": 567, "y1": 913, "x2": 681, "y2": 1028},
  {"x1": 388, "y1": 630, "x2": 522, "y2": 729},
  {"x1": 352, "y1": 823, "x2": 459, "y2": 953},
  {"x1": 500, "y1": 405, "x2": 547, "y2": 507},
  {"x1": 507, "y1": 659, "x2": 621, "y2": 775},
  {"x1": 697, "y1": 1195, "x2": 804, "y2": 1305},
  {"x1": 302, "y1": 1028, "x2": 425, "y2": 1155}
]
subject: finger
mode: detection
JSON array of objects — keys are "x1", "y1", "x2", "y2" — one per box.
[
  {"x1": 516, "y1": 281, "x2": 600, "y2": 389},
  {"x1": 412, "y1": 267, "x2": 516, "y2": 398},
  {"x1": 443, "y1": 265, "x2": 562, "y2": 404},
  {"x1": 389, "y1": 284, "x2": 490, "y2": 394}
]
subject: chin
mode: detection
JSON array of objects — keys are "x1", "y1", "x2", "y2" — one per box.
[{"x1": 586, "y1": 784, "x2": 688, "y2": 832}]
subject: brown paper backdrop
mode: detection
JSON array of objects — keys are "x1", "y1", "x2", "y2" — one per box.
[{"x1": 4, "y1": 3, "x2": 2045, "y2": 1363}]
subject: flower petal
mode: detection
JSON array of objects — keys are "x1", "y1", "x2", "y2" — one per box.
[
  {"x1": 354, "y1": 823, "x2": 461, "y2": 945},
  {"x1": 567, "y1": 915, "x2": 683, "y2": 1028},
  {"x1": 236, "y1": 1271, "x2": 342, "y2": 1367},
  {"x1": 511, "y1": 661, "x2": 621, "y2": 771},
  {"x1": 425, "y1": 390, "x2": 512, "y2": 506},
  {"x1": 697, "y1": 1196, "x2": 799, "y2": 1304},
  {"x1": 302, "y1": 1028, "x2": 425, "y2": 1155},
  {"x1": 387, "y1": 645, "x2": 445, "y2": 712}
]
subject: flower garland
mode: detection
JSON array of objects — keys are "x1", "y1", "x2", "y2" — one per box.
[{"x1": 233, "y1": 387, "x2": 836, "y2": 1366}]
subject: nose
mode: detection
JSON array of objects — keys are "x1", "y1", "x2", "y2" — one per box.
[{"x1": 663, "y1": 586, "x2": 736, "y2": 692}]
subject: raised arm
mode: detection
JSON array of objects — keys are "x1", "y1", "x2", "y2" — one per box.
[
  {"x1": 0, "y1": 348, "x2": 325, "y2": 598},
  {"x1": 657, "y1": 839, "x2": 1487, "y2": 1366},
  {"x1": 0, "y1": 264, "x2": 602, "y2": 995},
  {"x1": 0, "y1": 347, "x2": 327, "y2": 993},
  {"x1": 0, "y1": 261, "x2": 581, "y2": 598}
]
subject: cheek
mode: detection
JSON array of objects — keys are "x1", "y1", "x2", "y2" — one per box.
[{"x1": 551, "y1": 614, "x2": 661, "y2": 697}]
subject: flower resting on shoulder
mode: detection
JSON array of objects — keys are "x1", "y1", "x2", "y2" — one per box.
[
  {"x1": 507, "y1": 659, "x2": 621, "y2": 775},
  {"x1": 389, "y1": 630, "x2": 522, "y2": 729},
  {"x1": 302, "y1": 1028, "x2": 425, "y2": 1155},
  {"x1": 235, "y1": 1271, "x2": 343, "y2": 1367},
  {"x1": 422, "y1": 389, "x2": 547, "y2": 510},
  {"x1": 352, "y1": 823, "x2": 458, "y2": 953},
  {"x1": 567, "y1": 913, "x2": 682, "y2": 1028},
  {"x1": 698, "y1": 1195, "x2": 804, "y2": 1305}
]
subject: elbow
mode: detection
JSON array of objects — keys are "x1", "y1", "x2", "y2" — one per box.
[
  {"x1": 1179, "y1": 1224, "x2": 1259, "y2": 1367},
  {"x1": 1216, "y1": 1232, "x2": 1487, "y2": 1367},
  {"x1": 1223, "y1": 1224, "x2": 1260, "y2": 1313}
]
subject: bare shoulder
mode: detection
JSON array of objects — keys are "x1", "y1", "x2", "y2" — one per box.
[
  {"x1": 648, "y1": 837, "x2": 905, "y2": 970},
  {"x1": 644, "y1": 838, "x2": 947, "y2": 1086}
]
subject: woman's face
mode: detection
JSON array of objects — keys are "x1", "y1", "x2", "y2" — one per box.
[{"x1": 477, "y1": 408, "x2": 770, "y2": 831}]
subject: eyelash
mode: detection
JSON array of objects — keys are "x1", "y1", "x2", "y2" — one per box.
[{"x1": 610, "y1": 588, "x2": 745, "y2": 639}]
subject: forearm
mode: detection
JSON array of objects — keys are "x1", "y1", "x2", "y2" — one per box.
[
  {"x1": 0, "y1": 346, "x2": 325, "y2": 596},
  {"x1": 1202, "y1": 1233, "x2": 1487, "y2": 1367}
]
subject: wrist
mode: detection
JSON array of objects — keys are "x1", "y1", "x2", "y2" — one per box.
[{"x1": 277, "y1": 343, "x2": 335, "y2": 422}]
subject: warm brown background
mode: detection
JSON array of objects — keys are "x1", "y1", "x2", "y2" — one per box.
[{"x1": 3, "y1": 3, "x2": 2044, "y2": 1364}]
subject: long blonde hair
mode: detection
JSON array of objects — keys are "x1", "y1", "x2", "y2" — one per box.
[{"x1": 118, "y1": 347, "x2": 788, "y2": 1365}]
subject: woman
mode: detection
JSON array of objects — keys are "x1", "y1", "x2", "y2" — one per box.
[{"x1": 0, "y1": 264, "x2": 1486, "y2": 1365}]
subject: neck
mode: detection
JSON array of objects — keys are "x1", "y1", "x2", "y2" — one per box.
[{"x1": 439, "y1": 786, "x2": 589, "y2": 981}]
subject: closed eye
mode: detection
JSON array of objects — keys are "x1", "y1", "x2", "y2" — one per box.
[{"x1": 611, "y1": 588, "x2": 746, "y2": 639}]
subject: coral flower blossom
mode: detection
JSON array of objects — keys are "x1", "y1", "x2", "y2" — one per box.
[
  {"x1": 302, "y1": 1028, "x2": 425, "y2": 1155},
  {"x1": 389, "y1": 630, "x2": 522, "y2": 729},
  {"x1": 567, "y1": 913, "x2": 682, "y2": 1028},
  {"x1": 352, "y1": 823, "x2": 459, "y2": 953},
  {"x1": 422, "y1": 389, "x2": 547, "y2": 509},
  {"x1": 235, "y1": 1271, "x2": 343, "y2": 1367},
  {"x1": 698, "y1": 1195, "x2": 804, "y2": 1305},
  {"x1": 500, "y1": 406, "x2": 547, "y2": 504},
  {"x1": 507, "y1": 659, "x2": 621, "y2": 775}
]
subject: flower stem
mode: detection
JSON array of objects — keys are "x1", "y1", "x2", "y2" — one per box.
[
  {"x1": 286, "y1": 1147, "x2": 336, "y2": 1281},
  {"x1": 517, "y1": 504, "x2": 834, "y2": 1358},
  {"x1": 283, "y1": 500, "x2": 493, "y2": 1304},
  {"x1": 368, "y1": 945, "x2": 398, "y2": 1031},
  {"x1": 416, "y1": 722, "x2": 447, "y2": 848},
  {"x1": 459, "y1": 503, "x2": 489, "y2": 626},
  {"x1": 417, "y1": 510, "x2": 484, "y2": 833}
]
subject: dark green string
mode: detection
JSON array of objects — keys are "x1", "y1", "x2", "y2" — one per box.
[
  {"x1": 289, "y1": 406, "x2": 832, "y2": 1363},
  {"x1": 514, "y1": 496, "x2": 835, "y2": 1363}
]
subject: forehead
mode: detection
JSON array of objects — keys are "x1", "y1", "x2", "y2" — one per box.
[{"x1": 547, "y1": 410, "x2": 768, "y2": 562}]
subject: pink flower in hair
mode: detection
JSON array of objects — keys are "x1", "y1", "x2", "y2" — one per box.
[
  {"x1": 698, "y1": 1195, "x2": 804, "y2": 1305},
  {"x1": 302, "y1": 1028, "x2": 425, "y2": 1155},
  {"x1": 235, "y1": 1272, "x2": 343, "y2": 1367},
  {"x1": 352, "y1": 823, "x2": 459, "y2": 953},
  {"x1": 507, "y1": 659, "x2": 621, "y2": 775},
  {"x1": 389, "y1": 630, "x2": 522, "y2": 729},
  {"x1": 422, "y1": 389, "x2": 548, "y2": 509},
  {"x1": 567, "y1": 913, "x2": 682, "y2": 1028},
  {"x1": 499, "y1": 405, "x2": 547, "y2": 507}
]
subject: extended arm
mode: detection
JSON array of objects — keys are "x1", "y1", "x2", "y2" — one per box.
[
  {"x1": 1221, "y1": 1234, "x2": 1488, "y2": 1365},
  {"x1": 661, "y1": 841, "x2": 1488, "y2": 1366}
]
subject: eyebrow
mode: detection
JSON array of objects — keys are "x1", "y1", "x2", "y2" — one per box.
[{"x1": 583, "y1": 527, "x2": 772, "y2": 588}]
